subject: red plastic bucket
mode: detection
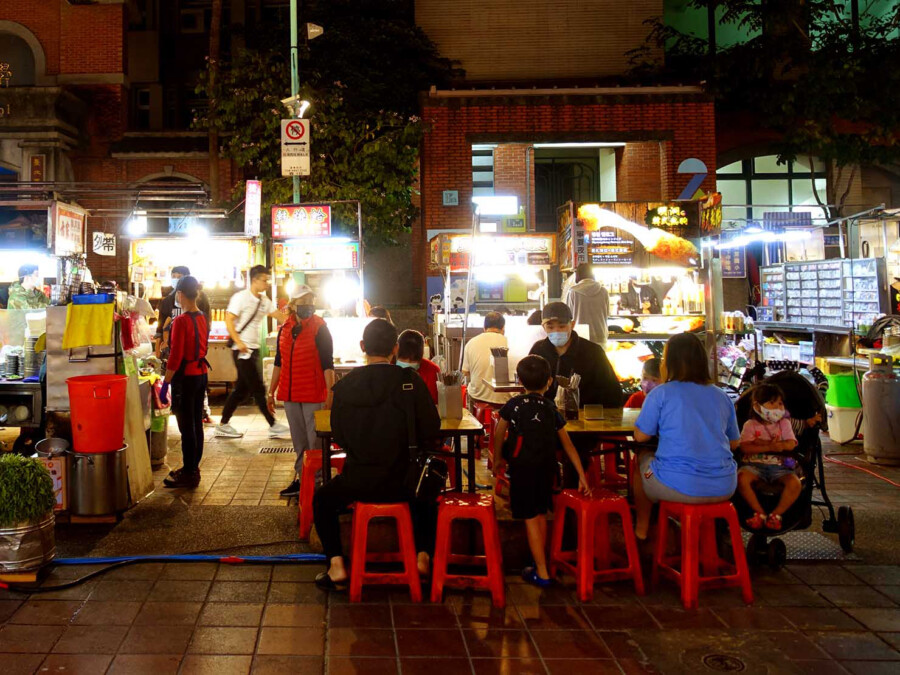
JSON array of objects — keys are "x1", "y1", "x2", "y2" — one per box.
[{"x1": 66, "y1": 375, "x2": 128, "y2": 453}]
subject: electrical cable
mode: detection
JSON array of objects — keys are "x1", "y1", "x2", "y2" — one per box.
[
  {"x1": 823, "y1": 456, "x2": 900, "y2": 488},
  {"x1": 0, "y1": 553, "x2": 325, "y2": 594}
]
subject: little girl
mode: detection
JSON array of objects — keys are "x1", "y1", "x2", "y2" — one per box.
[{"x1": 737, "y1": 383, "x2": 801, "y2": 530}]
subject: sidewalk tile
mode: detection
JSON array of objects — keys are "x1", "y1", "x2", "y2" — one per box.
[
  {"x1": 256, "y1": 626, "x2": 324, "y2": 655},
  {"x1": 841, "y1": 662, "x2": 900, "y2": 675},
  {"x1": 199, "y1": 603, "x2": 264, "y2": 627},
  {"x1": 0, "y1": 654, "x2": 45, "y2": 674},
  {"x1": 0, "y1": 624, "x2": 64, "y2": 652},
  {"x1": 326, "y1": 657, "x2": 398, "y2": 674},
  {"x1": 135, "y1": 602, "x2": 203, "y2": 626},
  {"x1": 38, "y1": 653, "x2": 112, "y2": 673},
  {"x1": 544, "y1": 659, "x2": 622, "y2": 674},
  {"x1": 779, "y1": 661, "x2": 847, "y2": 675},
  {"x1": 250, "y1": 655, "x2": 323, "y2": 674},
  {"x1": 160, "y1": 563, "x2": 218, "y2": 581},
  {"x1": 215, "y1": 566, "x2": 273, "y2": 582},
  {"x1": 267, "y1": 582, "x2": 325, "y2": 604},
  {"x1": 712, "y1": 607, "x2": 794, "y2": 629},
  {"x1": 188, "y1": 626, "x2": 259, "y2": 655},
  {"x1": 260, "y1": 603, "x2": 324, "y2": 627},
  {"x1": 778, "y1": 608, "x2": 864, "y2": 631},
  {"x1": 403, "y1": 658, "x2": 471, "y2": 675},
  {"x1": 582, "y1": 605, "x2": 656, "y2": 631},
  {"x1": 9, "y1": 600, "x2": 82, "y2": 625},
  {"x1": 327, "y1": 628, "x2": 396, "y2": 657},
  {"x1": 119, "y1": 624, "x2": 192, "y2": 654},
  {"x1": 207, "y1": 582, "x2": 269, "y2": 603},
  {"x1": 328, "y1": 605, "x2": 391, "y2": 628},
  {"x1": 71, "y1": 601, "x2": 142, "y2": 626},
  {"x1": 149, "y1": 580, "x2": 211, "y2": 602},
  {"x1": 107, "y1": 654, "x2": 182, "y2": 674},
  {"x1": 395, "y1": 628, "x2": 466, "y2": 657},
  {"x1": 92, "y1": 579, "x2": 154, "y2": 602},
  {"x1": 845, "y1": 567, "x2": 900, "y2": 586},
  {"x1": 392, "y1": 605, "x2": 456, "y2": 628},
  {"x1": 645, "y1": 606, "x2": 727, "y2": 630},
  {"x1": 788, "y1": 566, "x2": 863, "y2": 586},
  {"x1": 463, "y1": 628, "x2": 536, "y2": 658},
  {"x1": 809, "y1": 631, "x2": 900, "y2": 661},
  {"x1": 531, "y1": 629, "x2": 612, "y2": 659},
  {"x1": 51, "y1": 625, "x2": 128, "y2": 654},
  {"x1": 471, "y1": 658, "x2": 544, "y2": 675},
  {"x1": 180, "y1": 654, "x2": 253, "y2": 674},
  {"x1": 814, "y1": 586, "x2": 898, "y2": 608},
  {"x1": 516, "y1": 605, "x2": 592, "y2": 630}
]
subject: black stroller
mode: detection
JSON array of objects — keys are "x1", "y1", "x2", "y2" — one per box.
[{"x1": 733, "y1": 370, "x2": 855, "y2": 569}]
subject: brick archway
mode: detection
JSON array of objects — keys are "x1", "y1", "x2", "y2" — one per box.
[{"x1": 0, "y1": 20, "x2": 53, "y2": 86}]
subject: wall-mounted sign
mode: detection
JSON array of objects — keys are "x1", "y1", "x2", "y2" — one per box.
[
  {"x1": 92, "y1": 232, "x2": 116, "y2": 257},
  {"x1": 587, "y1": 228, "x2": 635, "y2": 266},
  {"x1": 271, "y1": 203, "x2": 331, "y2": 239},
  {"x1": 30, "y1": 154, "x2": 45, "y2": 182},
  {"x1": 720, "y1": 231, "x2": 746, "y2": 278},
  {"x1": 49, "y1": 201, "x2": 86, "y2": 256},
  {"x1": 442, "y1": 190, "x2": 459, "y2": 206},
  {"x1": 273, "y1": 240, "x2": 359, "y2": 270},
  {"x1": 244, "y1": 180, "x2": 261, "y2": 236},
  {"x1": 281, "y1": 119, "x2": 311, "y2": 177}
]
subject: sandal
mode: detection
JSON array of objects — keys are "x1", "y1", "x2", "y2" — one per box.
[
  {"x1": 314, "y1": 572, "x2": 348, "y2": 592},
  {"x1": 521, "y1": 566, "x2": 553, "y2": 588},
  {"x1": 766, "y1": 513, "x2": 783, "y2": 531},
  {"x1": 746, "y1": 513, "x2": 766, "y2": 530}
]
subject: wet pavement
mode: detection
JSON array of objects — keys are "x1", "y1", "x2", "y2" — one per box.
[{"x1": 2, "y1": 405, "x2": 898, "y2": 674}]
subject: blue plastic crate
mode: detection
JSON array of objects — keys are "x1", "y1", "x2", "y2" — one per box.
[{"x1": 71, "y1": 293, "x2": 114, "y2": 305}]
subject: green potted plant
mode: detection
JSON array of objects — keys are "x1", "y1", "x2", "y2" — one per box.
[{"x1": 0, "y1": 454, "x2": 56, "y2": 573}]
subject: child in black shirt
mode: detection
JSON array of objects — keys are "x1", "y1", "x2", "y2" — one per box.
[{"x1": 493, "y1": 355, "x2": 591, "y2": 587}]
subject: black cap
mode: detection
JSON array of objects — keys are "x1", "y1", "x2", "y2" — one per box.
[{"x1": 542, "y1": 302, "x2": 572, "y2": 323}]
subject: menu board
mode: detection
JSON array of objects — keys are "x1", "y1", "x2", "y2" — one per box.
[
  {"x1": 430, "y1": 234, "x2": 556, "y2": 269},
  {"x1": 271, "y1": 204, "x2": 331, "y2": 238},
  {"x1": 587, "y1": 228, "x2": 634, "y2": 266},
  {"x1": 721, "y1": 247, "x2": 746, "y2": 278},
  {"x1": 274, "y1": 240, "x2": 359, "y2": 271}
]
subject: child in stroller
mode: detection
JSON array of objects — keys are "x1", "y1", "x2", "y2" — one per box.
[{"x1": 737, "y1": 383, "x2": 803, "y2": 531}]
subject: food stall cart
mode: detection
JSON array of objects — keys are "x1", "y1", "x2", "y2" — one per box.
[
  {"x1": 429, "y1": 232, "x2": 556, "y2": 369},
  {"x1": 127, "y1": 233, "x2": 261, "y2": 386},
  {"x1": 557, "y1": 201, "x2": 712, "y2": 383},
  {"x1": 269, "y1": 202, "x2": 367, "y2": 370}
]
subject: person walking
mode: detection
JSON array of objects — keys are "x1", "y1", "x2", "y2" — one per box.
[
  {"x1": 216, "y1": 264, "x2": 289, "y2": 439},
  {"x1": 564, "y1": 263, "x2": 609, "y2": 347},
  {"x1": 160, "y1": 276, "x2": 209, "y2": 488},
  {"x1": 267, "y1": 285, "x2": 335, "y2": 497}
]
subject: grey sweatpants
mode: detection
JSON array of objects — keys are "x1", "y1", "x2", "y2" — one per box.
[{"x1": 284, "y1": 401, "x2": 323, "y2": 475}]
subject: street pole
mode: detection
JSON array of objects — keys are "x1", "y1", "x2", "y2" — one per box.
[{"x1": 289, "y1": 0, "x2": 301, "y2": 204}]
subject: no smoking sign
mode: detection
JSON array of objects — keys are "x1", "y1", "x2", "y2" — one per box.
[{"x1": 281, "y1": 119, "x2": 311, "y2": 177}]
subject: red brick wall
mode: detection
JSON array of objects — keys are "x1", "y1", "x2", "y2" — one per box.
[
  {"x1": 416, "y1": 96, "x2": 717, "y2": 292},
  {"x1": 616, "y1": 141, "x2": 663, "y2": 201},
  {"x1": 2, "y1": 1, "x2": 124, "y2": 76},
  {"x1": 491, "y1": 143, "x2": 535, "y2": 228}
]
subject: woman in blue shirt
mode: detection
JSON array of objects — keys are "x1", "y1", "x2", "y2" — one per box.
[{"x1": 632, "y1": 332, "x2": 740, "y2": 539}]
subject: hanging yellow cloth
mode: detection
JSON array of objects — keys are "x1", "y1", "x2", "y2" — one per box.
[{"x1": 62, "y1": 303, "x2": 115, "y2": 350}]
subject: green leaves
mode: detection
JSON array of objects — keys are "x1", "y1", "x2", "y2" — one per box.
[
  {"x1": 0, "y1": 454, "x2": 56, "y2": 527},
  {"x1": 194, "y1": 4, "x2": 459, "y2": 244}
]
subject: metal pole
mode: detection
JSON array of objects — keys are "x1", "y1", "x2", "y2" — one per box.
[
  {"x1": 289, "y1": 0, "x2": 301, "y2": 204},
  {"x1": 458, "y1": 207, "x2": 479, "y2": 372}
]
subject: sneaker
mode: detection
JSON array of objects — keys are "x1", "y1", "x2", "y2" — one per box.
[
  {"x1": 268, "y1": 422, "x2": 290, "y2": 439},
  {"x1": 163, "y1": 469, "x2": 201, "y2": 488},
  {"x1": 766, "y1": 513, "x2": 783, "y2": 531},
  {"x1": 746, "y1": 513, "x2": 766, "y2": 530},
  {"x1": 279, "y1": 479, "x2": 301, "y2": 497},
  {"x1": 215, "y1": 423, "x2": 243, "y2": 438}
]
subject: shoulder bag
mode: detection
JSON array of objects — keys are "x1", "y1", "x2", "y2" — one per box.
[
  {"x1": 401, "y1": 369, "x2": 448, "y2": 502},
  {"x1": 226, "y1": 295, "x2": 263, "y2": 349}
]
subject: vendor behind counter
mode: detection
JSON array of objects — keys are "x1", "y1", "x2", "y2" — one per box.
[{"x1": 6, "y1": 265, "x2": 49, "y2": 310}]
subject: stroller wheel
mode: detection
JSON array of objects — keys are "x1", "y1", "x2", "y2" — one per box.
[
  {"x1": 746, "y1": 533, "x2": 767, "y2": 568},
  {"x1": 838, "y1": 506, "x2": 855, "y2": 552},
  {"x1": 767, "y1": 538, "x2": 787, "y2": 570}
]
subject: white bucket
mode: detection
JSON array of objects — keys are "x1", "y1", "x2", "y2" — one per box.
[{"x1": 826, "y1": 404, "x2": 863, "y2": 444}]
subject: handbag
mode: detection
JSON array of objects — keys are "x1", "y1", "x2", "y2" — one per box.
[
  {"x1": 226, "y1": 295, "x2": 262, "y2": 349},
  {"x1": 401, "y1": 370, "x2": 448, "y2": 502}
]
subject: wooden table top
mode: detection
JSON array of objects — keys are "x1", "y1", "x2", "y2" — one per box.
[
  {"x1": 563, "y1": 407, "x2": 639, "y2": 434},
  {"x1": 314, "y1": 408, "x2": 484, "y2": 435}
]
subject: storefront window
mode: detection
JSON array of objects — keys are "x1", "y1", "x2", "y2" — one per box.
[{"x1": 717, "y1": 155, "x2": 828, "y2": 224}]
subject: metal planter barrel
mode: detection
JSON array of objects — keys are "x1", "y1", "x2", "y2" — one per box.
[{"x1": 0, "y1": 514, "x2": 56, "y2": 573}]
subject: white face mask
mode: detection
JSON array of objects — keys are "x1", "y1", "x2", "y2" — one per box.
[{"x1": 755, "y1": 403, "x2": 785, "y2": 424}]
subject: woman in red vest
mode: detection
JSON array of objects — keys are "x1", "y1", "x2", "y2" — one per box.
[{"x1": 267, "y1": 285, "x2": 335, "y2": 497}]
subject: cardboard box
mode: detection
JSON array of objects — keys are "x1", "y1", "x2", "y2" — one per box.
[{"x1": 38, "y1": 457, "x2": 68, "y2": 512}]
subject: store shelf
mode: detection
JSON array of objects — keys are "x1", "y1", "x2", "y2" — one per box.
[
  {"x1": 608, "y1": 332, "x2": 705, "y2": 341},
  {"x1": 755, "y1": 322, "x2": 851, "y2": 335}
]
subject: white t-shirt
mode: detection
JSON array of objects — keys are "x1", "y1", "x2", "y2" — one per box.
[
  {"x1": 226, "y1": 290, "x2": 274, "y2": 350},
  {"x1": 462, "y1": 331, "x2": 511, "y2": 405}
]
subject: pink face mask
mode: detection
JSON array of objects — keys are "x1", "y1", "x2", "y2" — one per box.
[{"x1": 640, "y1": 379, "x2": 658, "y2": 395}]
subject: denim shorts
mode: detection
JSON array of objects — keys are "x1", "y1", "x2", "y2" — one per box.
[{"x1": 739, "y1": 463, "x2": 796, "y2": 483}]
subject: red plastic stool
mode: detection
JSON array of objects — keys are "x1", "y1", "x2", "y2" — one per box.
[
  {"x1": 431, "y1": 493, "x2": 505, "y2": 608},
  {"x1": 549, "y1": 489, "x2": 645, "y2": 602},
  {"x1": 487, "y1": 410, "x2": 501, "y2": 470},
  {"x1": 652, "y1": 501, "x2": 754, "y2": 609},
  {"x1": 588, "y1": 441, "x2": 631, "y2": 491},
  {"x1": 297, "y1": 449, "x2": 345, "y2": 541},
  {"x1": 349, "y1": 502, "x2": 421, "y2": 603},
  {"x1": 473, "y1": 401, "x2": 499, "y2": 459}
]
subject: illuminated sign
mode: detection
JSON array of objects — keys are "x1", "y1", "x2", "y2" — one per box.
[
  {"x1": 49, "y1": 202, "x2": 86, "y2": 256},
  {"x1": 271, "y1": 204, "x2": 331, "y2": 238},
  {"x1": 430, "y1": 234, "x2": 556, "y2": 269},
  {"x1": 274, "y1": 241, "x2": 359, "y2": 271}
]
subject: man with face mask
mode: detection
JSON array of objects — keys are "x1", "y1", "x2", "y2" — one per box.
[
  {"x1": 267, "y1": 285, "x2": 335, "y2": 497},
  {"x1": 7, "y1": 264, "x2": 49, "y2": 309}
]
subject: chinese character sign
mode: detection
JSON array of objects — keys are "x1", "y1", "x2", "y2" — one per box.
[
  {"x1": 49, "y1": 202, "x2": 86, "y2": 256},
  {"x1": 92, "y1": 232, "x2": 116, "y2": 257},
  {"x1": 270, "y1": 204, "x2": 331, "y2": 238}
]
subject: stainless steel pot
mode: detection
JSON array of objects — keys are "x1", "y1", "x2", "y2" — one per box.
[
  {"x1": 68, "y1": 447, "x2": 128, "y2": 516},
  {"x1": 0, "y1": 514, "x2": 56, "y2": 572}
]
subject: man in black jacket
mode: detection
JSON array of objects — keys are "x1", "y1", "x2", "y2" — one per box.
[
  {"x1": 313, "y1": 318, "x2": 441, "y2": 591},
  {"x1": 529, "y1": 302, "x2": 623, "y2": 487}
]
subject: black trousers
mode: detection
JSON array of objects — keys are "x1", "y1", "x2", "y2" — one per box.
[
  {"x1": 174, "y1": 374, "x2": 208, "y2": 473},
  {"x1": 221, "y1": 349, "x2": 275, "y2": 426},
  {"x1": 313, "y1": 473, "x2": 437, "y2": 560}
]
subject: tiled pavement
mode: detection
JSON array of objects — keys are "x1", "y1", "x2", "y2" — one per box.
[{"x1": 3, "y1": 406, "x2": 899, "y2": 673}]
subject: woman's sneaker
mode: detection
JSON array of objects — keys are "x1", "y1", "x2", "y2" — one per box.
[
  {"x1": 268, "y1": 423, "x2": 290, "y2": 439},
  {"x1": 215, "y1": 423, "x2": 243, "y2": 438}
]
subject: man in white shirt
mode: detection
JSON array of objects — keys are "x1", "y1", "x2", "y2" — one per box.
[
  {"x1": 461, "y1": 312, "x2": 512, "y2": 409},
  {"x1": 215, "y1": 265, "x2": 289, "y2": 439}
]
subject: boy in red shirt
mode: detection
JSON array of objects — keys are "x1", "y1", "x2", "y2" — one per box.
[
  {"x1": 161, "y1": 276, "x2": 209, "y2": 488},
  {"x1": 396, "y1": 330, "x2": 440, "y2": 404}
]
